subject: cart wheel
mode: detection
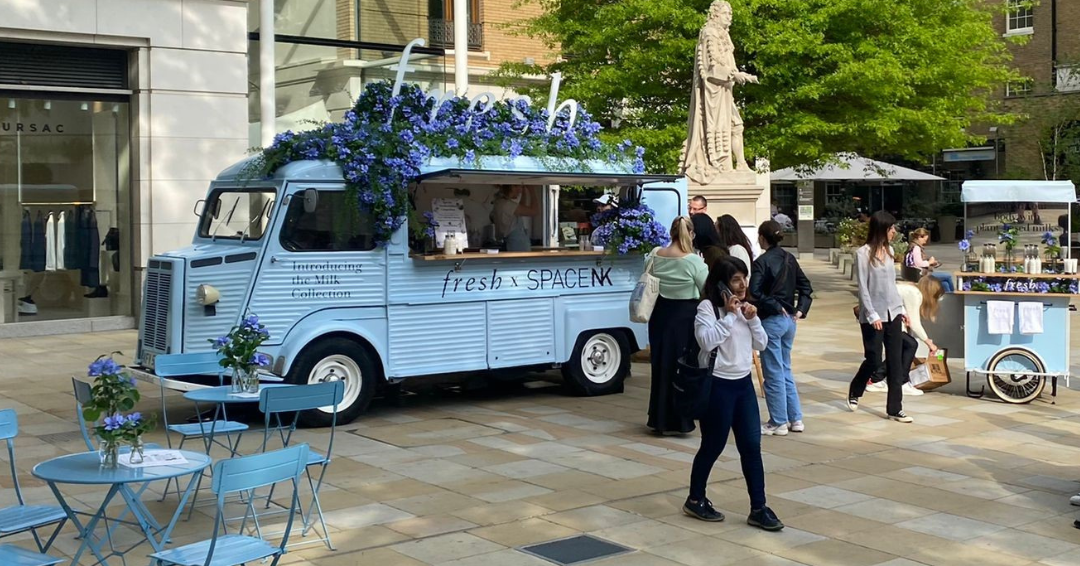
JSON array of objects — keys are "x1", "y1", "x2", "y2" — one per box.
[{"x1": 985, "y1": 347, "x2": 1047, "y2": 404}]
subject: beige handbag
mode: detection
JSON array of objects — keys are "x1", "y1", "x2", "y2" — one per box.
[{"x1": 629, "y1": 249, "x2": 660, "y2": 323}]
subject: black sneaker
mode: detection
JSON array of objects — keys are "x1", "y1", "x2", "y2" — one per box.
[
  {"x1": 1074, "y1": 519, "x2": 1079, "y2": 530},
  {"x1": 748, "y1": 506, "x2": 784, "y2": 531},
  {"x1": 683, "y1": 497, "x2": 725, "y2": 522}
]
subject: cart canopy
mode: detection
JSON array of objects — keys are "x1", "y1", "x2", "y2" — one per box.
[{"x1": 961, "y1": 180, "x2": 1077, "y2": 204}]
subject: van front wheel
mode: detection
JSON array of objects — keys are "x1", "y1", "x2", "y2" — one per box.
[
  {"x1": 562, "y1": 330, "x2": 630, "y2": 396},
  {"x1": 287, "y1": 337, "x2": 377, "y2": 427}
]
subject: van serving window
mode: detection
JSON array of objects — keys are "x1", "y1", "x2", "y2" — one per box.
[{"x1": 281, "y1": 191, "x2": 377, "y2": 252}]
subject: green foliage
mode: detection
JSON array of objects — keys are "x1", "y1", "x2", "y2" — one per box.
[
  {"x1": 836, "y1": 218, "x2": 868, "y2": 249},
  {"x1": 500, "y1": 0, "x2": 1019, "y2": 172}
]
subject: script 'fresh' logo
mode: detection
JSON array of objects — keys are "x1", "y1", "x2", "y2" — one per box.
[{"x1": 441, "y1": 267, "x2": 613, "y2": 297}]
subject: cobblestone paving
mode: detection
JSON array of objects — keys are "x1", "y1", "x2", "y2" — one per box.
[{"x1": 1, "y1": 257, "x2": 1078, "y2": 565}]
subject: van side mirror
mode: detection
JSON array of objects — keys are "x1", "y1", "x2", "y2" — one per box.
[{"x1": 303, "y1": 189, "x2": 318, "y2": 213}]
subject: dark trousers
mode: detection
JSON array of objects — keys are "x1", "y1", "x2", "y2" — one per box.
[
  {"x1": 689, "y1": 375, "x2": 766, "y2": 509},
  {"x1": 849, "y1": 316, "x2": 905, "y2": 416},
  {"x1": 869, "y1": 331, "x2": 918, "y2": 385}
]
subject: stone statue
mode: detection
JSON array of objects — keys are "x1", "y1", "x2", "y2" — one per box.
[{"x1": 680, "y1": 0, "x2": 758, "y2": 185}]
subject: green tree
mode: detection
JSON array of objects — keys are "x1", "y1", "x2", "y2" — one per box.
[{"x1": 498, "y1": 0, "x2": 1019, "y2": 173}]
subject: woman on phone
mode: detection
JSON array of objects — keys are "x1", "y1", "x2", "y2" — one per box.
[
  {"x1": 684, "y1": 257, "x2": 782, "y2": 531},
  {"x1": 647, "y1": 217, "x2": 708, "y2": 435},
  {"x1": 849, "y1": 211, "x2": 913, "y2": 423}
]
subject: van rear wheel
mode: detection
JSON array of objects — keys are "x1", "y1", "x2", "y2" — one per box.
[
  {"x1": 286, "y1": 337, "x2": 377, "y2": 427},
  {"x1": 562, "y1": 330, "x2": 630, "y2": 396}
]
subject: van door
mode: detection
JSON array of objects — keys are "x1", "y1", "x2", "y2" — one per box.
[{"x1": 246, "y1": 187, "x2": 387, "y2": 343}]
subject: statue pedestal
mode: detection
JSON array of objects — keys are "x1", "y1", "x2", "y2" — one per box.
[{"x1": 690, "y1": 163, "x2": 771, "y2": 231}]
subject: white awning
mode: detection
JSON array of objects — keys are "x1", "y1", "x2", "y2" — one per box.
[
  {"x1": 961, "y1": 180, "x2": 1077, "y2": 204},
  {"x1": 771, "y1": 154, "x2": 944, "y2": 182}
]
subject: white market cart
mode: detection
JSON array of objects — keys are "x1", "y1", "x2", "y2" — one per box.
[{"x1": 954, "y1": 181, "x2": 1076, "y2": 403}]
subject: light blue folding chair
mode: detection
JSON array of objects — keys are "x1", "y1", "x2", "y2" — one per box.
[
  {"x1": 257, "y1": 381, "x2": 343, "y2": 550},
  {"x1": 0, "y1": 409, "x2": 67, "y2": 555},
  {"x1": 155, "y1": 373, "x2": 248, "y2": 503},
  {"x1": 0, "y1": 544, "x2": 63, "y2": 566},
  {"x1": 148, "y1": 444, "x2": 310, "y2": 566}
]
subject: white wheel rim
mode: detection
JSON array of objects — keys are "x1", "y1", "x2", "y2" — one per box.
[
  {"x1": 581, "y1": 334, "x2": 621, "y2": 384},
  {"x1": 308, "y1": 354, "x2": 361, "y2": 414}
]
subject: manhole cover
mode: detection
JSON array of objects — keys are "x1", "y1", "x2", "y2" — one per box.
[{"x1": 519, "y1": 535, "x2": 633, "y2": 565}]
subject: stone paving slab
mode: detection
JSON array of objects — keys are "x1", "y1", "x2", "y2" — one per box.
[{"x1": 0, "y1": 256, "x2": 1077, "y2": 565}]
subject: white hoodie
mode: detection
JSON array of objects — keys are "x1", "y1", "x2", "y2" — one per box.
[{"x1": 694, "y1": 300, "x2": 768, "y2": 380}]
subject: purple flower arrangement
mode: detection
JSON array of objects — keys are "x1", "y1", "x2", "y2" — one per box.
[
  {"x1": 589, "y1": 199, "x2": 670, "y2": 255},
  {"x1": 249, "y1": 81, "x2": 647, "y2": 249},
  {"x1": 81, "y1": 355, "x2": 155, "y2": 448},
  {"x1": 210, "y1": 313, "x2": 271, "y2": 374},
  {"x1": 964, "y1": 276, "x2": 1079, "y2": 294}
]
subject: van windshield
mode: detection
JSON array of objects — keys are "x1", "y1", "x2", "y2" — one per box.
[{"x1": 198, "y1": 189, "x2": 277, "y2": 241}]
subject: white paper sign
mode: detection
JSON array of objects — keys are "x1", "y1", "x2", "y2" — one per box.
[
  {"x1": 432, "y1": 198, "x2": 468, "y2": 248},
  {"x1": 119, "y1": 450, "x2": 189, "y2": 468}
]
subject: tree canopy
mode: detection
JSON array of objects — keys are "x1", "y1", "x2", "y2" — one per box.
[{"x1": 498, "y1": 0, "x2": 1019, "y2": 172}]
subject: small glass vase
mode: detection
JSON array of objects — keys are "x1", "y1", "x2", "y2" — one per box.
[
  {"x1": 244, "y1": 370, "x2": 259, "y2": 394},
  {"x1": 98, "y1": 439, "x2": 120, "y2": 469},
  {"x1": 231, "y1": 367, "x2": 247, "y2": 393},
  {"x1": 129, "y1": 436, "x2": 145, "y2": 465}
]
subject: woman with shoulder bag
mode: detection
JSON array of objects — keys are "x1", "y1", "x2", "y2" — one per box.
[
  {"x1": 750, "y1": 221, "x2": 814, "y2": 436},
  {"x1": 849, "y1": 211, "x2": 913, "y2": 423},
  {"x1": 647, "y1": 217, "x2": 709, "y2": 435},
  {"x1": 683, "y1": 257, "x2": 781, "y2": 531}
]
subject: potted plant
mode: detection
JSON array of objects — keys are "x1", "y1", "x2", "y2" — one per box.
[
  {"x1": 81, "y1": 355, "x2": 156, "y2": 468},
  {"x1": 836, "y1": 218, "x2": 867, "y2": 252},
  {"x1": 210, "y1": 314, "x2": 272, "y2": 394}
]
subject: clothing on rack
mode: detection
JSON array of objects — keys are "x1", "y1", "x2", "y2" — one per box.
[
  {"x1": 79, "y1": 206, "x2": 100, "y2": 288},
  {"x1": 19, "y1": 210, "x2": 32, "y2": 271},
  {"x1": 31, "y1": 212, "x2": 46, "y2": 272},
  {"x1": 56, "y1": 211, "x2": 67, "y2": 270},
  {"x1": 45, "y1": 212, "x2": 56, "y2": 272}
]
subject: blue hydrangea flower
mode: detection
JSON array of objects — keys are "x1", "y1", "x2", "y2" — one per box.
[
  {"x1": 103, "y1": 414, "x2": 126, "y2": 431},
  {"x1": 213, "y1": 336, "x2": 230, "y2": 349},
  {"x1": 127, "y1": 412, "x2": 142, "y2": 424},
  {"x1": 958, "y1": 239, "x2": 970, "y2": 252},
  {"x1": 250, "y1": 353, "x2": 272, "y2": 367}
]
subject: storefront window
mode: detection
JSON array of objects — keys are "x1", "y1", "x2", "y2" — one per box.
[{"x1": 0, "y1": 96, "x2": 131, "y2": 323}]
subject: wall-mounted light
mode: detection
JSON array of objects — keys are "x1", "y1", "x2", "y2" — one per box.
[
  {"x1": 80, "y1": 102, "x2": 88, "y2": 111},
  {"x1": 7, "y1": 99, "x2": 14, "y2": 109},
  {"x1": 112, "y1": 104, "x2": 119, "y2": 114},
  {"x1": 524, "y1": 57, "x2": 535, "y2": 66},
  {"x1": 44, "y1": 100, "x2": 51, "y2": 110}
]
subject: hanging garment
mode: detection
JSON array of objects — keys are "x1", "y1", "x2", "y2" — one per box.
[
  {"x1": 65, "y1": 207, "x2": 81, "y2": 270},
  {"x1": 45, "y1": 212, "x2": 56, "y2": 272},
  {"x1": 31, "y1": 212, "x2": 46, "y2": 272},
  {"x1": 1018, "y1": 302, "x2": 1044, "y2": 335},
  {"x1": 986, "y1": 301, "x2": 1015, "y2": 335},
  {"x1": 19, "y1": 210, "x2": 32, "y2": 270},
  {"x1": 80, "y1": 207, "x2": 100, "y2": 288},
  {"x1": 56, "y1": 211, "x2": 67, "y2": 270}
]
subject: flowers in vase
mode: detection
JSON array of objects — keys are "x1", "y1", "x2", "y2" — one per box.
[
  {"x1": 82, "y1": 355, "x2": 156, "y2": 447},
  {"x1": 999, "y1": 224, "x2": 1018, "y2": 251},
  {"x1": 1042, "y1": 230, "x2": 1062, "y2": 257},
  {"x1": 210, "y1": 314, "x2": 271, "y2": 375},
  {"x1": 958, "y1": 229, "x2": 974, "y2": 253}
]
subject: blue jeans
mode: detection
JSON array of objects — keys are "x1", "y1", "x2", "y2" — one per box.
[
  {"x1": 929, "y1": 271, "x2": 954, "y2": 293},
  {"x1": 689, "y1": 375, "x2": 766, "y2": 508},
  {"x1": 760, "y1": 315, "x2": 802, "y2": 426}
]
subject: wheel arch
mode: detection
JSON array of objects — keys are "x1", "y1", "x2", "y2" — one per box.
[{"x1": 276, "y1": 317, "x2": 388, "y2": 382}]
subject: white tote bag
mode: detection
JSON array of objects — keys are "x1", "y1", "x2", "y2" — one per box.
[{"x1": 629, "y1": 250, "x2": 660, "y2": 323}]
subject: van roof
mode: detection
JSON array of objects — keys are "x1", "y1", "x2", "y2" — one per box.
[{"x1": 214, "y1": 156, "x2": 677, "y2": 187}]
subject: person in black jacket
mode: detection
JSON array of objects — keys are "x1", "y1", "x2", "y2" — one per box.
[{"x1": 750, "y1": 220, "x2": 814, "y2": 436}]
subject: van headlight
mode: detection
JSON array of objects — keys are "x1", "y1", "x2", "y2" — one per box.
[{"x1": 196, "y1": 284, "x2": 220, "y2": 305}]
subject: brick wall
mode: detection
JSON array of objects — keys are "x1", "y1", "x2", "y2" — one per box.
[
  {"x1": 480, "y1": 0, "x2": 555, "y2": 68},
  {"x1": 991, "y1": 0, "x2": 1080, "y2": 178}
]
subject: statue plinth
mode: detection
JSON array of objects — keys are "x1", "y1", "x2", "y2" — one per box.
[{"x1": 689, "y1": 162, "x2": 771, "y2": 229}]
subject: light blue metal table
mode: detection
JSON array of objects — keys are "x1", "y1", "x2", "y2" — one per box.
[
  {"x1": 182, "y1": 385, "x2": 293, "y2": 454},
  {"x1": 32, "y1": 450, "x2": 211, "y2": 566}
]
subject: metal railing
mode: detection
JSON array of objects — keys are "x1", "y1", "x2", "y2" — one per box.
[{"x1": 428, "y1": 18, "x2": 483, "y2": 50}]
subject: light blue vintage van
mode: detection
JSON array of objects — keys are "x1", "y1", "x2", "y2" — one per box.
[{"x1": 134, "y1": 156, "x2": 685, "y2": 424}]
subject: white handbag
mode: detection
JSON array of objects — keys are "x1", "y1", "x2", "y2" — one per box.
[{"x1": 629, "y1": 250, "x2": 660, "y2": 323}]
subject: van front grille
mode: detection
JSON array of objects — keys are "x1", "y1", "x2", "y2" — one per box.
[{"x1": 142, "y1": 267, "x2": 172, "y2": 352}]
